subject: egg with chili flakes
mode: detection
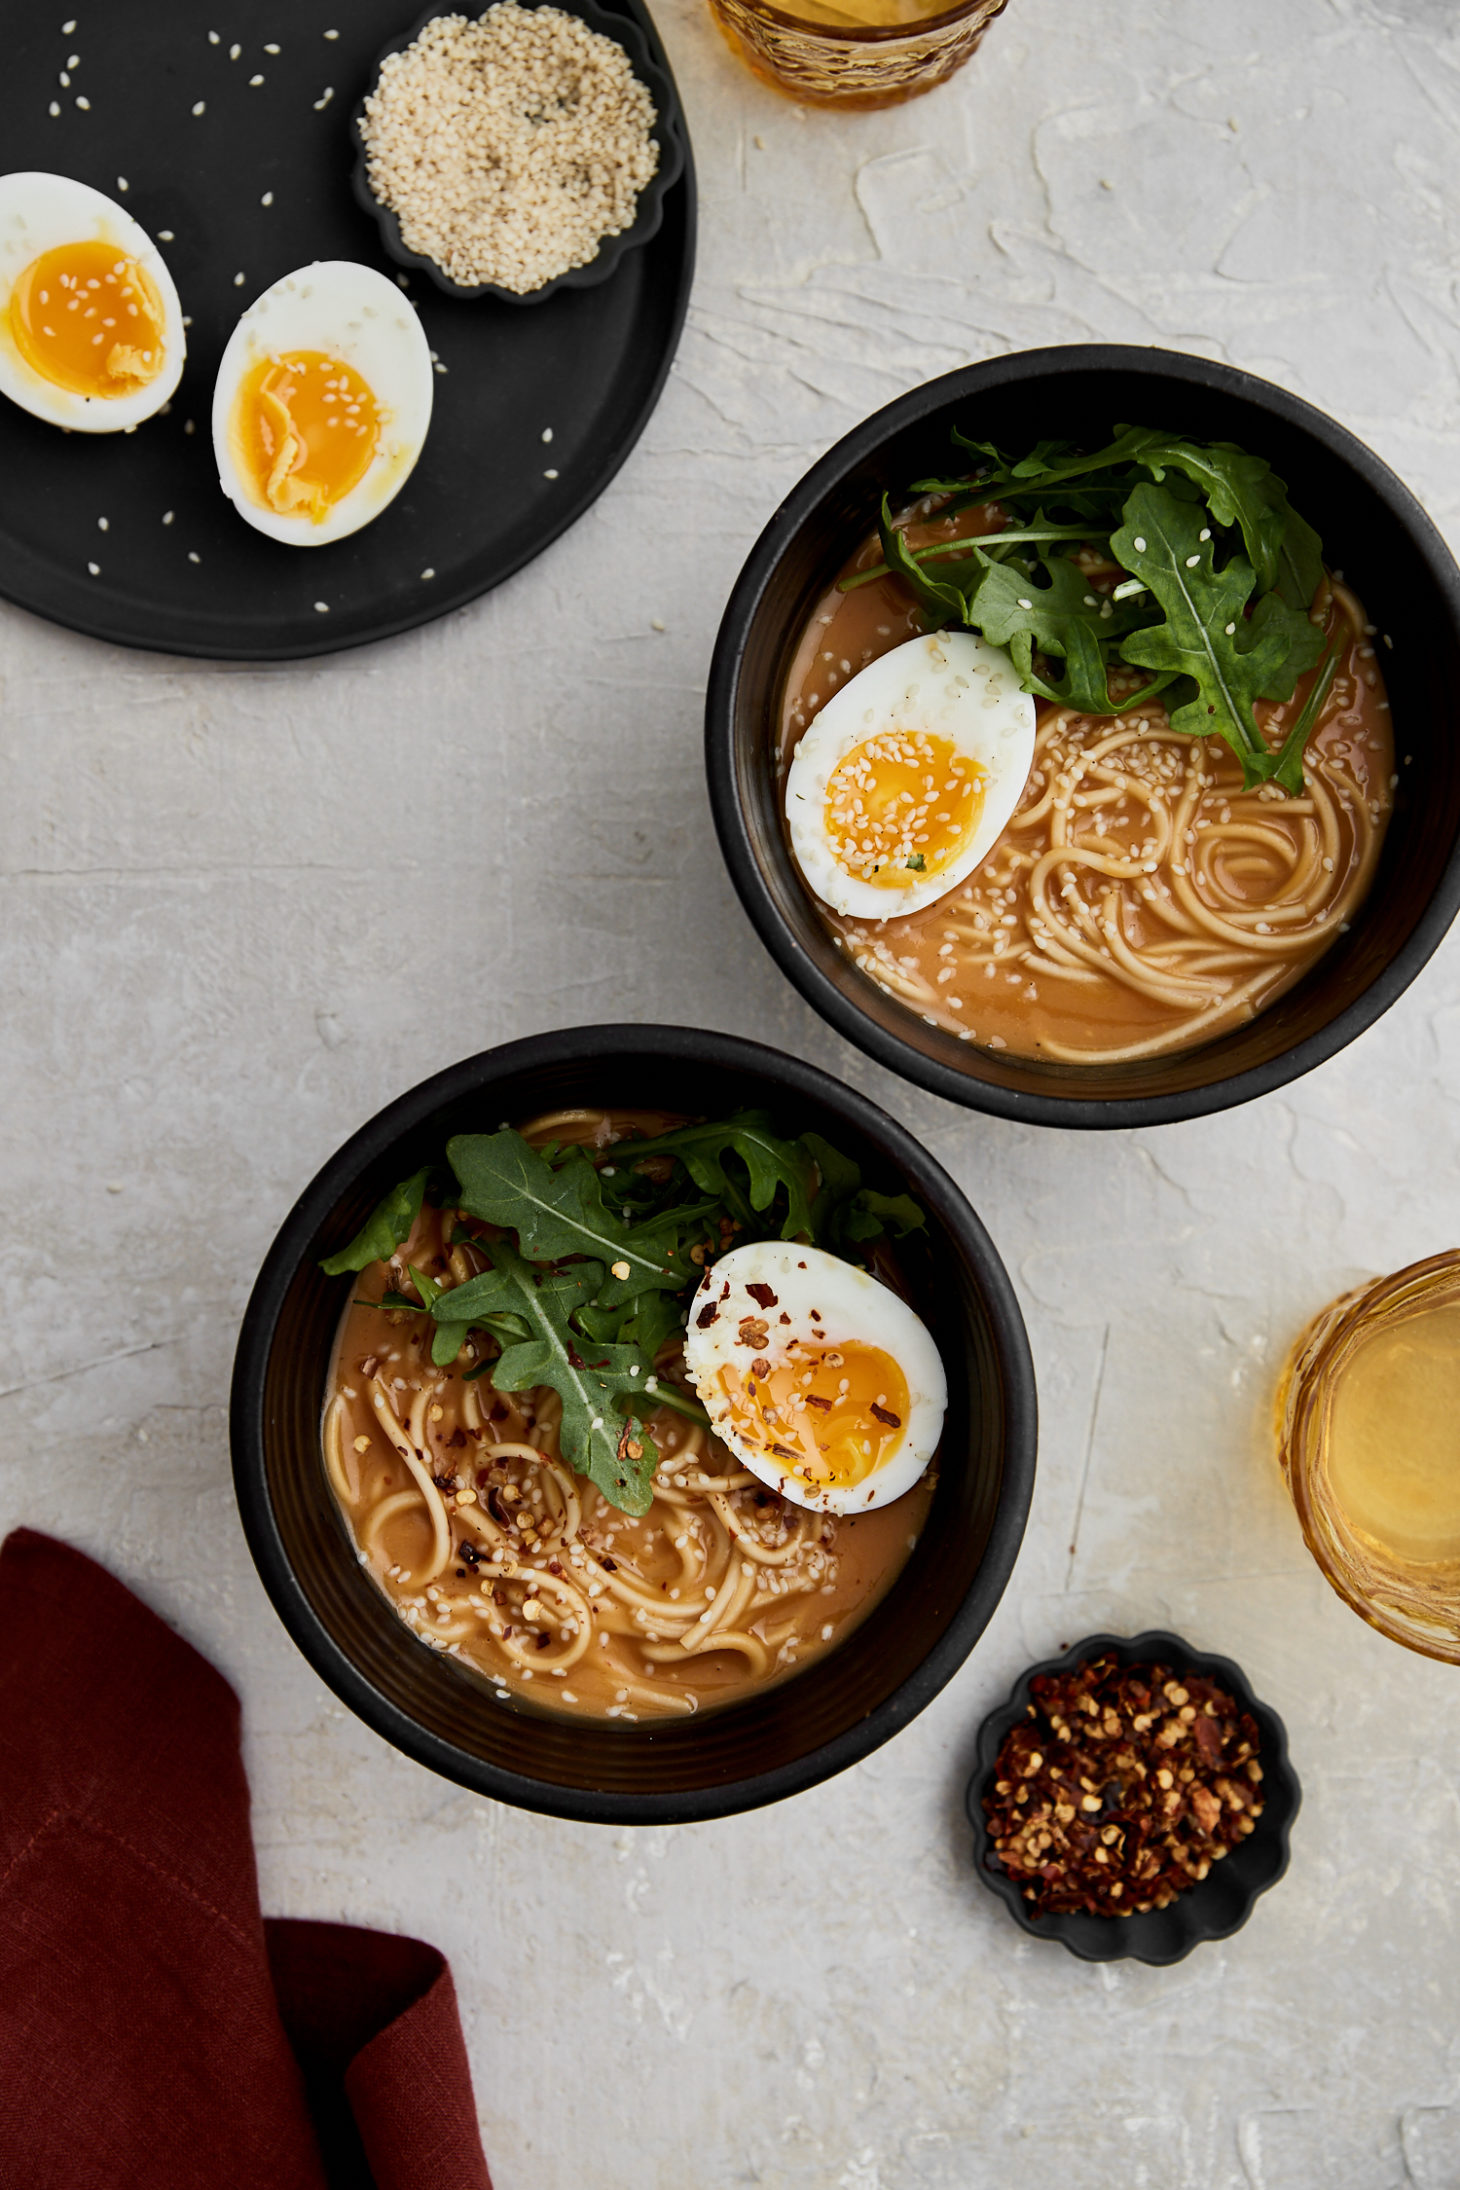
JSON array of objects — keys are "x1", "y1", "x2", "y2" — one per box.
[
  {"x1": 682, "y1": 1241, "x2": 946, "y2": 1515},
  {"x1": 785, "y1": 630, "x2": 1036, "y2": 919},
  {"x1": 0, "y1": 171, "x2": 185, "y2": 430},
  {"x1": 211, "y1": 260, "x2": 433, "y2": 546}
]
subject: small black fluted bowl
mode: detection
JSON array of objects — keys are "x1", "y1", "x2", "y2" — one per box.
[
  {"x1": 705, "y1": 343, "x2": 1460, "y2": 1129},
  {"x1": 349, "y1": 0, "x2": 686, "y2": 305},
  {"x1": 231, "y1": 1024, "x2": 1037, "y2": 1825},
  {"x1": 965, "y1": 1630, "x2": 1300, "y2": 1964}
]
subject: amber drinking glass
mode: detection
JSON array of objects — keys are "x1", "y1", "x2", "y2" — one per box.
[
  {"x1": 708, "y1": 0, "x2": 1008, "y2": 109},
  {"x1": 1276, "y1": 1250, "x2": 1460, "y2": 1664}
]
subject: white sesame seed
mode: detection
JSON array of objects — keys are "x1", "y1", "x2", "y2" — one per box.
[
  {"x1": 208, "y1": 28, "x2": 219, "y2": 41},
  {"x1": 162, "y1": 509, "x2": 174, "y2": 524},
  {"x1": 313, "y1": 85, "x2": 334, "y2": 108},
  {"x1": 229, "y1": 40, "x2": 240, "y2": 57},
  {"x1": 49, "y1": 100, "x2": 60, "y2": 115},
  {"x1": 75, "y1": 93, "x2": 89, "y2": 107},
  {"x1": 1184, "y1": 553, "x2": 1200, "y2": 567},
  {"x1": 249, "y1": 71, "x2": 264, "y2": 83},
  {"x1": 63, "y1": 17, "x2": 77, "y2": 30},
  {"x1": 1133, "y1": 536, "x2": 1147, "y2": 552},
  {"x1": 544, "y1": 467, "x2": 558, "y2": 479},
  {"x1": 97, "y1": 515, "x2": 108, "y2": 530},
  {"x1": 420, "y1": 566, "x2": 435, "y2": 579},
  {"x1": 233, "y1": 271, "x2": 245, "y2": 285},
  {"x1": 264, "y1": 41, "x2": 280, "y2": 52},
  {"x1": 260, "y1": 190, "x2": 273, "y2": 206},
  {"x1": 314, "y1": 600, "x2": 329, "y2": 612},
  {"x1": 324, "y1": 24, "x2": 339, "y2": 35},
  {"x1": 192, "y1": 99, "x2": 205, "y2": 113},
  {"x1": 158, "y1": 228, "x2": 175, "y2": 240},
  {"x1": 87, "y1": 560, "x2": 100, "y2": 575},
  {"x1": 187, "y1": 551, "x2": 200, "y2": 563}
]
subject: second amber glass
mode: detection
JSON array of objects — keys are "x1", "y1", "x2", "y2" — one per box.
[
  {"x1": 708, "y1": 0, "x2": 1008, "y2": 109},
  {"x1": 1276, "y1": 1251, "x2": 1460, "y2": 1665}
]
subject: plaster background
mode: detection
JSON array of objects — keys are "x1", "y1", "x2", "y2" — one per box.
[{"x1": 4, "y1": 0, "x2": 1460, "y2": 2182}]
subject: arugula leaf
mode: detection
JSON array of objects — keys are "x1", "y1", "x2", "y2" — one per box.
[
  {"x1": 877, "y1": 493, "x2": 967, "y2": 628},
  {"x1": 320, "y1": 1167, "x2": 430, "y2": 1276},
  {"x1": 1112, "y1": 484, "x2": 1325, "y2": 786},
  {"x1": 966, "y1": 550, "x2": 1131, "y2": 714},
  {"x1": 802, "y1": 1132, "x2": 928, "y2": 1256},
  {"x1": 447, "y1": 1130, "x2": 679, "y2": 1301},
  {"x1": 607, "y1": 1112, "x2": 816, "y2": 1242},
  {"x1": 431, "y1": 1243, "x2": 659, "y2": 1513}
]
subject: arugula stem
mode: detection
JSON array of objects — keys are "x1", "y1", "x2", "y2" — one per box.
[
  {"x1": 642, "y1": 1379, "x2": 710, "y2": 1428},
  {"x1": 839, "y1": 525, "x2": 1104, "y2": 594},
  {"x1": 1271, "y1": 637, "x2": 1341, "y2": 792}
]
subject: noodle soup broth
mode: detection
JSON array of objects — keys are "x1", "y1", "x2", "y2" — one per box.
[
  {"x1": 779, "y1": 540, "x2": 1395, "y2": 1068},
  {"x1": 322, "y1": 1108, "x2": 935, "y2": 1723}
]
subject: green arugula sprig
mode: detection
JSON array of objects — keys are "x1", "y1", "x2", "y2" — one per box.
[
  {"x1": 319, "y1": 1114, "x2": 925, "y2": 1514},
  {"x1": 857, "y1": 425, "x2": 1332, "y2": 791}
]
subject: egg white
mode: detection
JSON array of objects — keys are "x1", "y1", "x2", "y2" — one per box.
[
  {"x1": 786, "y1": 630, "x2": 1036, "y2": 919},
  {"x1": 211, "y1": 260, "x2": 433, "y2": 547},
  {"x1": 682, "y1": 1240, "x2": 946, "y2": 1515},
  {"x1": 0, "y1": 171, "x2": 185, "y2": 431}
]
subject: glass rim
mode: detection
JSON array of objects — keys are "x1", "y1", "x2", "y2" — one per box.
[{"x1": 727, "y1": 0, "x2": 1006, "y2": 48}]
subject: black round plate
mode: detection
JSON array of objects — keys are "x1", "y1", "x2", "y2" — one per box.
[
  {"x1": 0, "y1": 0, "x2": 695, "y2": 660},
  {"x1": 965, "y1": 1631, "x2": 1300, "y2": 1965}
]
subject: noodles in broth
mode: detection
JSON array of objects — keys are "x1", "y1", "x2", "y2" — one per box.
[{"x1": 323, "y1": 1108, "x2": 933, "y2": 1720}]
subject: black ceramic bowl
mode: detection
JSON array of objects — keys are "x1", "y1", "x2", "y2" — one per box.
[
  {"x1": 349, "y1": 0, "x2": 686, "y2": 306},
  {"x1": 231, "y1": 1024, "x2": 1037, "y2": 1824},
  {"x1": 965, "y1": 1631, "x2": 1300, "y2": 1964},
  {"x1": 705, "y1": 344, "x2": 1460, "y2": 1129}
]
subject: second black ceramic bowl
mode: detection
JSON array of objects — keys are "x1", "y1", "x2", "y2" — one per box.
[
  {"x1": 705, "y1": 344, "x2": 1460, "y2": 1129},
  {"x1": 231, "y1": 1024, "x2": 1037, "y2": 1824}
]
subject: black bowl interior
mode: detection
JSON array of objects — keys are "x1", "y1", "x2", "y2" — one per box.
[
  {"x1": 964, "y1": 1630, "x2": 1301, "y2": 1965},
  {"x1": 231, "y1": 1025, "x2": 1037, "y2": 1824},
  {"x1": 708, "y1": 345, "x2": 1460, "y2": 1127}
]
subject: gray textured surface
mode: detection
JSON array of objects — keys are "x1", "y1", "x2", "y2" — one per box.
[{"x1": 5, "y1": 0, "x2": 1460, "y2": 2182}]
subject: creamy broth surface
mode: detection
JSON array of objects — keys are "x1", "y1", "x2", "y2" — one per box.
[
  {"x1": 323, "y1": 1110, "x2": 934, "y2": 1721},
  {"x1": 779, "y1": 530, "x2": 1396, "y2": 1064}
]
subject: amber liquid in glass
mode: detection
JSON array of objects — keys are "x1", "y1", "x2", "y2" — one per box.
[
  {"x1": 708, "y1": 0, "x2": 1008, "y2": 110},
  {"x1": 1277, "y1": 1253, "x2": 1460, "y2": 1662}
]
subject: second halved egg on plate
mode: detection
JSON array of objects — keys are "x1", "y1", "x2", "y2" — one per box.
[{"x1": 212, "y1": 260, "x2": 434, "y2": 546}]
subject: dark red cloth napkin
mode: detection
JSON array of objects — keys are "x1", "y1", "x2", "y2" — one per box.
[{"x1": 0, "y1": 1528, "x2": 492, "y2": 2190}]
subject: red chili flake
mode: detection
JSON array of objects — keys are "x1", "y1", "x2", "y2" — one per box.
[
  {"x1": 601, "y1": 1556, "x2": 618, "y2": 1572},
  {"x1": 746, "y1": 1282, "x2": 779, "y2": 1309},
  {"x1": 804, "y1": 1394, "x2": 832, "y2": 1412},
  {"x1": 869, "y1": 1403, "x2": 902, "y2": 1428},
  {"x1": 696, "y1": 1303, "x2": 719, "y2": 1329},
  {"x1": 981, "y1": 1653, "x2": 1263, "y2": 1920}
]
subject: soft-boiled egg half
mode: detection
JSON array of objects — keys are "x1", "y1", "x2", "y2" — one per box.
[
  {"x1": 786, "y1": 631, "x2": 1036, "y2": 919},
  {"x1": 0, "y1": 172, "x2": 184, "y2": 430},
  {"x1": 212, "y1": 261, "x2": 433, "y2": 546},
  {"x1": 683, "y1": 1241, "x2": 946, "y2": 1515}
]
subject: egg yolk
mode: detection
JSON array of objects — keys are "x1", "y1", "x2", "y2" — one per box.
[
  {"x1": 8, "y1": 240, "x2": 165, "y2": 397},
  {"x1": 717, "y1": 1339, "x2": 912, "y2": 1492},
  {"x1": 823, "y1": 729, "x2": 985, "y2": 887},
  {"x1": 230, "y1": 350, "x2": 381, "y2": 524}
]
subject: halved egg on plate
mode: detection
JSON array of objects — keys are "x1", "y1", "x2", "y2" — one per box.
[
  {"x1": 683, "y1": 1240, "x2": 946, "y2": 1514},
  {"x1": 0, "y1": 171, "x2": 184, "y2": 430},
  {"x1": 212, "y1": 260, "x2": 433, "y2": 546},
  {"x1": 785, "y1": 630, "x2": 1036, "y2": 919}
]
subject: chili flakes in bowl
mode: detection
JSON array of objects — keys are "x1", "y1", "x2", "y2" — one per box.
[{"x1": 982, "y1": 1650, "x2": 1264, "y2": 1918}]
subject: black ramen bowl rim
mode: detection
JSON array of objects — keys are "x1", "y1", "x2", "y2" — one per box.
[
  {"x1": 230, "y1": 1021, "x2": 1039, "y2": 1825},
  {"x1": 348, "y1": 0, "x2": 687, "y2": 307},
  {"x1": 704, "y1": 341, "x2": 1460, "y2": 1130},
  {"x1": 964, "y1": 1628, "x2": 1301, "y2": 1965}
]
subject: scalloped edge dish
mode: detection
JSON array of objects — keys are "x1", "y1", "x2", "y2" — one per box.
[
  {"x1": 350, "y1": 0, "x2": 687, "y2": 306},
  {"x1": 964, "y1": 1629, "x2": 1300, "y2": 1965}
]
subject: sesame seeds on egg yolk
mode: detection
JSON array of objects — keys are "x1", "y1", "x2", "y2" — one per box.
[
  {"x1": 8, "y1": 239, "x2": 166, "y2": 396},
  {"x1": 230, "y1": 349, "x2": 382, "y2": 524},
  {"x1": 824, "y1": 728, "x2": 986, "y2": 886}
]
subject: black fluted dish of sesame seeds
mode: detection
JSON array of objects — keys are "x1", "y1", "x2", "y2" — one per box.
[
  {"x1": 0, "y1": 0, "x2": 694, "y2": 660},
  {"x1": 964, "y1": 1630, "x2": 1300, "y2": 1965}
]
